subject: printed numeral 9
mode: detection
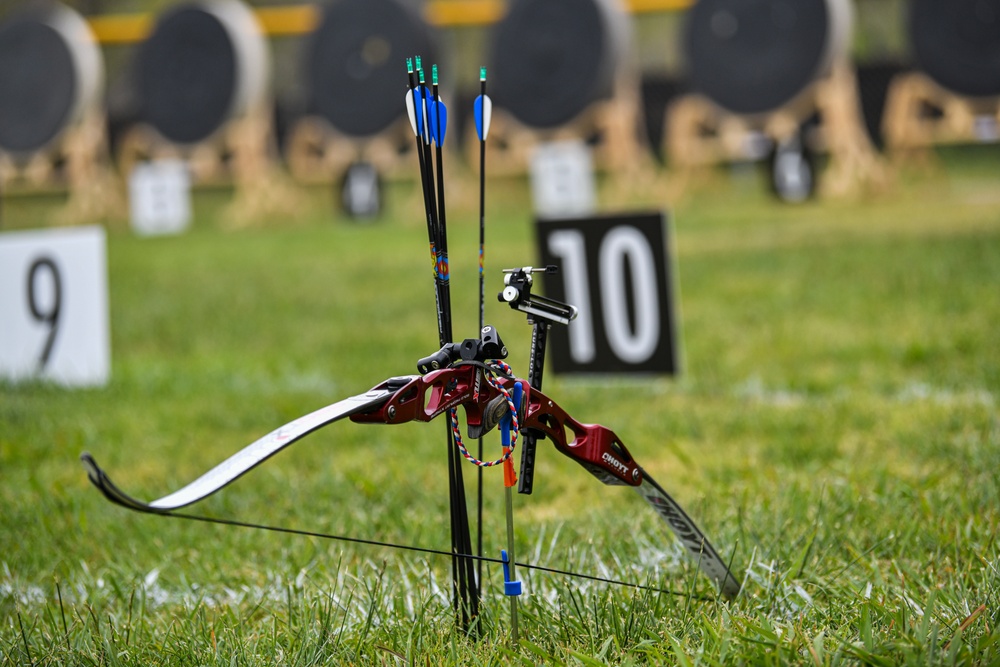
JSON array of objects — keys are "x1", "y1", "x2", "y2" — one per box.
[{"x1": 26, "y1": 257, "x2": 62, "y2": 370}]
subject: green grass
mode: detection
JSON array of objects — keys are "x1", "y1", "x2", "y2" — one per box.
[{"x1": 2, "y1": 151, "x2": 1000, "y2": 664}]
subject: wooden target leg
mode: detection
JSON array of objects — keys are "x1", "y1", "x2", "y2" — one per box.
[
  {"x1": 58, "y1": 113, "x2": 125, "y2": 226},
  {"x1": 223, "y1": 108, "x2": 302, "y2": 228}
]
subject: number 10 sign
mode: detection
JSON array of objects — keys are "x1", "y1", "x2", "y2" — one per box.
[
  {"x1": 535, "y1": 211, "x2": 679, "y2": 376},
  {"x1": 0, "y1": 226, "x2": 110, "y2": 386}
]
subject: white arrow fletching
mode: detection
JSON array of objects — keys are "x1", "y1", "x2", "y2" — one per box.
[{"x1": 405, "y1": 90, "x2": 418, "y2": 136}]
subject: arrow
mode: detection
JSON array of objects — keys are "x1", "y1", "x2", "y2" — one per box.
[
  {"x1": 409, "y1": 55, "x2": 477, "y2": 633},
  {"x1": 474, "y1": 65, "x2": 489, "y2": 592},
  {"x1": 499, "y1": 380, "x2": 523, "y2": 642}
]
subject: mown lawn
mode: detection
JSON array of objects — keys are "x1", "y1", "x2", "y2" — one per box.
[{"x1": 2, "y1": 149, "x2": 999, "y2": 664}]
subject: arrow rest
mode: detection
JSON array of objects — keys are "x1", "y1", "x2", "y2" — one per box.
[{"x1": 416, "y1": 324, "x2": 508, "y2": 374}]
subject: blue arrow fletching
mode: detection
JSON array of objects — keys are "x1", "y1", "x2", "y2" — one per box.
[
  {"x1": 474, "y1": 94, "x2": 492, "y2": 141},
  {"x1": 413, "y1": 86, "x2": 426, "y2": 139},
  {"x1": 429, "y1": 99, "x2": 448, "y2": 146}
]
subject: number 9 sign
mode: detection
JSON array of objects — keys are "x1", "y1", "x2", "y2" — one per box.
[
  {"x1": 0, "y1": 226, "x2": 110, "y2": 386},
  {"x1": 535, "y1": 212, "x2": 680, "y2": 376}
]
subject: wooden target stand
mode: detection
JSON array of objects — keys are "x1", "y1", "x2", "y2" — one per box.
[
  {"x1": 882, "y1": 72, "x2": 1000, "y2": 158},
  {"x1": 0, "y1": 112, "x2": 124, "y2": 225},
  {"x1": 664, "y1": 62, "x2": 889, "y2": 199},
  {"x1": 463, "y1": 78, "x2": 659, "y2": 208},
  {"x1": 284, "y1": 116, "x2": 442, "y2": 217},
  {"x1": 284, "y1": 116, "x2": 418, "y2": 185},
  {"x1": 117, "y1": 106, "x2": 300, "y2": 228}
]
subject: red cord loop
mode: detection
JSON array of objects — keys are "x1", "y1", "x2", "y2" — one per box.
[{"x1": 451, "y1": 361, "x2": 518, "y2": 468}]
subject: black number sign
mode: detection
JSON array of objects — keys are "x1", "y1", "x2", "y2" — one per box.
[
  {"x1": 26, "y1": 257, "x2": 62, "y2": 370},
  {"x1": 535, "y1": 211, "x2": 679, "y2": 375}
]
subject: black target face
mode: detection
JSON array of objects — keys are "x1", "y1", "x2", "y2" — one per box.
[
  {"x1": 684, "y1": 0, "x2": 830, "y2": 115},
  {"x1": 490, "y1": 0, "x2": 610, "y2": 129},
  {"x1": 910, "y1": 0, "x2": 1000, "y2": 98},
  {"x1": 306, "y1": 0, "x2": 434, "y2": 138},
  {"x1": 0, "y1": 16, "x2": 77, "y2": 154},
  {"x1": 138, "y1": 6, "x2": 238, "y2": 144}
]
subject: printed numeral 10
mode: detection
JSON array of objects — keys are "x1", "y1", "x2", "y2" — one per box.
[{"x1": 547, "y1": 227, "x2": 661, "y2": 365}]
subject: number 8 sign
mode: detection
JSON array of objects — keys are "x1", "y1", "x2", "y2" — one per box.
[
  {"x1": 0, "y1": 226, "x2": 110, "y2": 386},
  {"x1": 535, "y1": 212, "x2": 680, "y2": 376}
]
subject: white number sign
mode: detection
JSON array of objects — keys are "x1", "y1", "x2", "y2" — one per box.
[
  {"x1": 529, "y1": 139, "x2": 596, "y2": 220},
  {"x1": 0, "y1": 226, "x2": 110, "y2": 386},
  {"x1": 129, "y1": 159, "x2": 192, "y2": 236}
]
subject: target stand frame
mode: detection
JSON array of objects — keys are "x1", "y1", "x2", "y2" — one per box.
[
  {"x1": 882, "y1": 71, "x2": 1000, "y2": 155},
  {"x1": 284, "y1": 115, "x2": 421, "y2": 186},
  {"x1": 0, "y1": 110, "x2": 124, "y2": 225},
  {"x1": 463, "y1": 77, "x2": 659, "y2": 208},
  {"x1": 116, "y1": 104, "x2": 301, "y2": 227},
  {"x1": 664, "y1": 61, "x2": 889, "y2": 200}
]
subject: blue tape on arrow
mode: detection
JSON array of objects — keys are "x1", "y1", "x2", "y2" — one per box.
[
  {"x1": 474, "y1": 94, "x2": 492, "y2": 141},
  {"x1": 501, "y1": 549, "x2": 522, "y2": 596},
  {"x1": 429, "y1": 99, "x2": 448, "y2": 147},
  {"x1": 499, "y1": 381, "x2": 523, "y2": 448}
]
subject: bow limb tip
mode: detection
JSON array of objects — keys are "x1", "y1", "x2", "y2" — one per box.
[{"x1": 80, "y1": 452, "x2": 169, "y2": 514}]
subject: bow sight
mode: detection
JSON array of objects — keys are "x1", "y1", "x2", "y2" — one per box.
[{"x1": 498, "y1": 265, "x2": 577, "y2": 326}]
